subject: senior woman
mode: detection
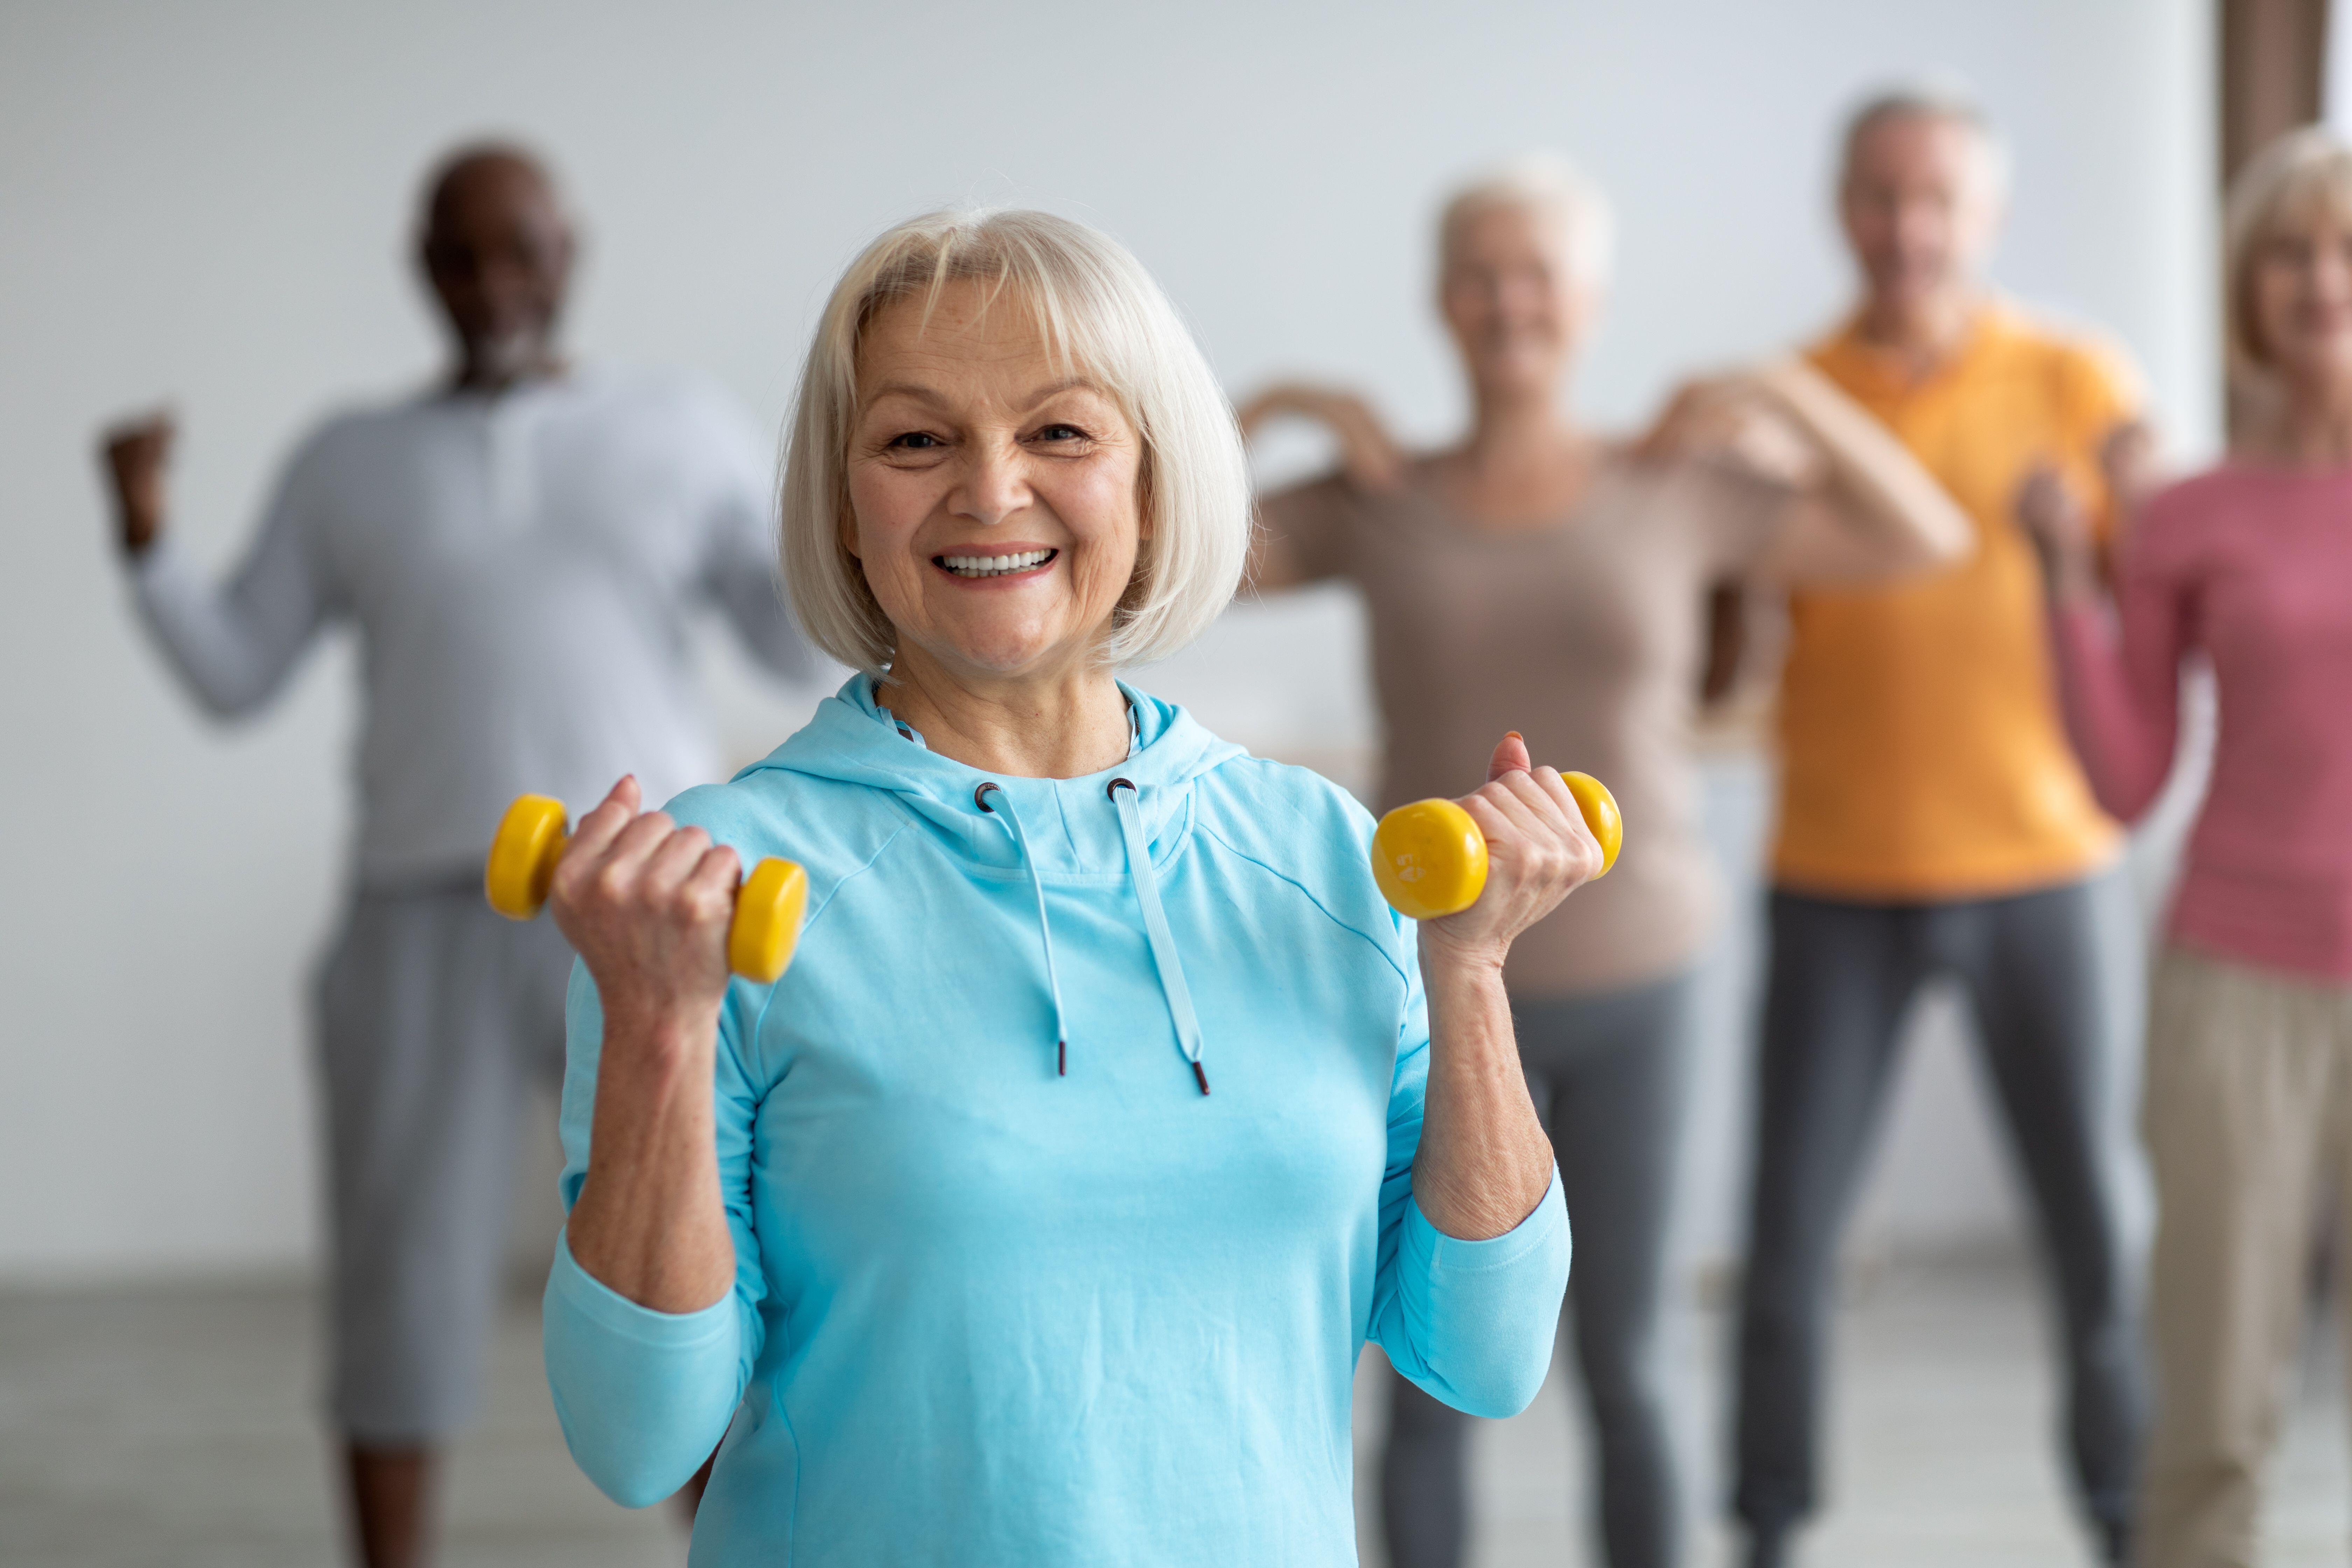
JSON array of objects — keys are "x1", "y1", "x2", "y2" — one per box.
[
  {"x1": 1240, "y1": 156, "x2": 1973, "y2": 1568},
  {"x1": 536, "y1": 208, "x2": 1600, "y2": 1566},
  {"x1": 2020, "y1": 129, "x2": 2352, "y2": 1568}
]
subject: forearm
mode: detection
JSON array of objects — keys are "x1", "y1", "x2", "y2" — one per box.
[
  {"x1": 1769, "y1": 367, "x2": 1971, "y2": 566},
  {"x1": 2045, "y1": 593, "x2": 2178, "y2": 821},
  {"x1": 566, "y1": 1011, "x2": 735, "y2": 1313},
  {"x1": 1410, "y1": 947, "x2": 1554, "y2": 1240}
]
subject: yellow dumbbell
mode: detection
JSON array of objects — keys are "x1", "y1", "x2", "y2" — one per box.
[
  {"x1": 1371, "y1": 771, "x2": 1622, "y2": 922},
  {"x1": 483, "y1": 793, "x2": 809, "y2": 984}
]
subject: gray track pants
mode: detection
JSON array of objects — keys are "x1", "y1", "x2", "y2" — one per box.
[
  {"x1": 1382, "y1": 972, "x2": 1697, "y2": 1568},
  {"x1": 315, "y1": 881, "x2": 575, "y2": 1442},
  {"x1": 1731, "y1": 880, "x2": 2144, "y2": 1541}
]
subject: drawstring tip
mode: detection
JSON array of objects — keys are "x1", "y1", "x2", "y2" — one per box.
[
  {"x1": 1057, "y1": 1040, "x2": 1067, "y2": 1077},
  {"x1": 1192, "y1": 1061, "x2": 1210, "y2": 1096}
]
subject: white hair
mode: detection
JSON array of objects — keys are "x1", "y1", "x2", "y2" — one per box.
[
  {"x1": 2223, "y1": 127, "x2": 2352, "y2": 373},
  {"x1": 1839, "y1": 80, "x2": 2013, "y2": 200},
  {"x1": 1438, "y1": 153, "x2": 1616, "y2": 290},
  {"x1": 780, "y1": 208, "x2": 1250, "y2": 678}
]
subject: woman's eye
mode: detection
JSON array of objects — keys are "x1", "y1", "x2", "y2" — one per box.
[
  {"x1": 1034, "y1": 424, "x2": 1087, "y2": 443},
  {"x1": 887, "y1": 431, "x2": 944, "y2": 451}
]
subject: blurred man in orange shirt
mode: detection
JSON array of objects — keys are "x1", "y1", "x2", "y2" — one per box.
[{"x1": 1732, "y1": 88, "x2": 2145, "y2": 1568}]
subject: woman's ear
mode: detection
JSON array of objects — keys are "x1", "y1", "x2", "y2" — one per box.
[{"x1": 836, "y1": 502, "x2": 862, "y2": 560}]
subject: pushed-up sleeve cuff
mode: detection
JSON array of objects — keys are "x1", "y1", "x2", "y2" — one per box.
[
  {"x1": 542, "y1": 1230, "x2": 747, "y2": 1508},
  {"x1": 1388, "y1": 1168, "x2": 1571, "y2": 1419}
]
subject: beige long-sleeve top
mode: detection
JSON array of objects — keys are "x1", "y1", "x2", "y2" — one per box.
[{"x1": 1259, "y1": 453, "x2": 1788, "y2": 999}]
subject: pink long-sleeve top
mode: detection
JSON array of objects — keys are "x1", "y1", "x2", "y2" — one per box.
[{"x1": 2051, "y1": 464, "x2": 2352, "y2": 979}]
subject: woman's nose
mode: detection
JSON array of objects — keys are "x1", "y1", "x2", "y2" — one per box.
[{"x1": 952, "y1": 441, "x2": 1034, "y2": 526}]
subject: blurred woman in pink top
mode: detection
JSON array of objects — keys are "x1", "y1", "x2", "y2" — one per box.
[{"x1": 2023, "y1": 129, "x2": 2352, "y2": 1568}]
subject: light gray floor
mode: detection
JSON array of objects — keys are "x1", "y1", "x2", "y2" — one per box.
[{"x1": 2, "y1": 1257, "x2": 2344, "y2": 1567}]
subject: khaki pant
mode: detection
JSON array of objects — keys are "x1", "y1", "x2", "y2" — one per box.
[{"x1": 2140, "y1": 947, "x2": 2352, "y2": 1568}]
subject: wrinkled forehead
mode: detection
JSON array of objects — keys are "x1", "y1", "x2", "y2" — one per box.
[{"x1": 853, "y1": 274, "x2": 1122, "y2": 411}]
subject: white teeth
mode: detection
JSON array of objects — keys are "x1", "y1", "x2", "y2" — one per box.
[{"x1": 939, "y1": 548, "x2": 1054, "y2": 578}]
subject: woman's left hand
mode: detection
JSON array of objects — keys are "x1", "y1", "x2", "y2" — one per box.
[
  {"x1": 1635, "y1": 367, "x2": 1825, "y2": 489},
  {"x1": 1420, "y1": 732, "x2": 1605, "y2": 973}
]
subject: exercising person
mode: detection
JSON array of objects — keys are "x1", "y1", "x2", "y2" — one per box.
[
  {"x1": 1731, "y1": 87, "x2": 2148, "y2": 1568},
  {"x1": 538, "y1": 207, "x2": 1591, "y2": 1565},
  {"x1": 96, "y1": 144, "x2": 812, "y2": 1568},
  {"x1": 1241, "y1": 155, "x2": 1973, "y2": 1568},
  {"x1": 2024, "y1": 128, "x2": 2352, "y2": 1568}
]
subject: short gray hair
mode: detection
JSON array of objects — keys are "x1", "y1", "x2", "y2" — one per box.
[
  {"x1": 779, "y1": 209, "x2": 1251, "y2": 677},
  {"x1": 1438, "y1": 153, "x2": 1616, "y2": 290},
  {"x1": 2223, "y1": 127, "x2": 2352, "y2": 372},
  {"x1": 1839, "y1": 81, "x2": 2011, "y2": 199}
]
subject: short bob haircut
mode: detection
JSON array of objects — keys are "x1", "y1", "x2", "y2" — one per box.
[
  {"x1": 2223, "y1": 127, "x2": 2352, "y2": 376},
  {"x1": 1437, "y1": 153, "x2": 1616, "y2": 291},
  {"x1": 780, "y1": 209, "x2": 1250, "y2": 678}
]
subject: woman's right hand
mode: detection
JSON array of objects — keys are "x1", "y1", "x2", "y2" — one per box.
[
  {"x1": 1236, "y1": 382, "x2": 1404, "y2": 493},
  {"x1": 549, "y1": 775, "x2": 743, "y2": 1045}
]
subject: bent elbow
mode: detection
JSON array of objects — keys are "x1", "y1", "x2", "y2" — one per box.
[
  {"x1": 1446, "y1": 1340, "x2": 1559, "y2": 1420},
  {"x1": 551, "y1": 1390, "x2": 711, "y2": 1510}
]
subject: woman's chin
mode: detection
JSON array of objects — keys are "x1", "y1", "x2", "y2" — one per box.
[{"x1": 907, "y1": 626, "x2": 1105, "y2": 684}]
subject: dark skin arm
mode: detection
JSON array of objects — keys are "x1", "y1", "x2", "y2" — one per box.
[{"x1": 99, "y1": 412, "x2": 172, "y2": 556}]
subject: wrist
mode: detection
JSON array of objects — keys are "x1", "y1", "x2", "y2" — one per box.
[
  {"x1": 601, "y1": 997, "x2": 722, "y2": 1068},
  {"x1": 2040, "y1": 545, "x2": 2099, "y2": 606},
  {"x1": 1418, "y1": 928, "x2": 1510, "y2": 989}
]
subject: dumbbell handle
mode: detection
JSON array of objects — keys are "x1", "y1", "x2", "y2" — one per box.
[
  {"x1": 483, "y1": 793, "x2": 808, "y2": 984},
  {"x1": 1371, "y1": 771, "x2": 1622, "y2": 923}
]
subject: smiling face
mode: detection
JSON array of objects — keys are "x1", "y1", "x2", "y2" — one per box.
[
  {"x1": 1439, "y1": 201, "x2": 1592, "y2": 402},
  {"x1": 2248, "y1": 203, "x2": 2352, "y2": 392},
  {"x1": 1839, "y1": 111, "x2": 2002, "y2": 321},
  {"x1": 842, "y1": 280, "x2": 1148, "y2": 686},
  {"x1": 419, "y1": 150, "x2": 574, "y2": 388}
]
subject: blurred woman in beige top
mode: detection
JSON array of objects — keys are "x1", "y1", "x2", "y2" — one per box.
[{"x1": 1243, "y1": 156, "x2": 1971, "y2": 1568}]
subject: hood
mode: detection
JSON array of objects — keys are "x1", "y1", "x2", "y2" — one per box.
[
  {"x1": 740, "y1": 674, "x2": 1246, "y2": 879},
  {"x1": 738, "y1": 674, "x2": 1247, "y2": 1091}
]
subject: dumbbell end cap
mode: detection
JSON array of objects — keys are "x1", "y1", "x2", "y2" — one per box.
[
  {"x1": 1371, "y1": 797, "x2": 1489, "y2": 922},
  {"x1": 1561, "y1": 771, "x2": 1623, "y2": 878},
  {"x1": 729, "y1": 858, "x2": 809, "y2": 983},
  {"x1": 485, "y1": 794, "x2": 570, "y2": 920}
]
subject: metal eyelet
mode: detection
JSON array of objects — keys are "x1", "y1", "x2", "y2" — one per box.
[
  {"x1": 974, "y1": 782, "x2": 1001, "y2": 814},
  {"x1": 1106, "y1": 777, "x2": 1136, "y2": 800}
]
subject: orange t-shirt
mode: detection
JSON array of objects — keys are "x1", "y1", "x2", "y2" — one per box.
[{"x1": 1772, "y1": 302, "x2": 2139, "y2": 899}]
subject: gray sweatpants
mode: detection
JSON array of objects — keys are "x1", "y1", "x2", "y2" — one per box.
[
  {"x1": 1732, "y1": 879, "x2": 2144, "y2": 1544},
  {"x1": 314, "y1": 881, "x2": 575, "y2": 1443},
  {"x1": 1382, "y1": 972, "x2": 1696, "y2": 1568}
]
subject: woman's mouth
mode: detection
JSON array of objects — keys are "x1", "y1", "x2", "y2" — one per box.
[{"x1": 936, "y1": 548, "x2": 1057, "y2": 579}]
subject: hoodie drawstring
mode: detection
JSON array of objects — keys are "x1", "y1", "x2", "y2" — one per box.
[
  {"x1": 1109, "y1": 778, "x2": 1210, "y2": 1096},
  {"x1": 974, "y1": 782, "x2": 1070, "y2": 1077}
]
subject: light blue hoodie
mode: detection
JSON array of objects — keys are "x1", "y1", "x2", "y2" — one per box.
[{"x1": 543, "y1": 674, "x2": 1570, "y2": 1566}]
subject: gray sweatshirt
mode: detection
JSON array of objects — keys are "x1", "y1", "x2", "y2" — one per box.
[{"x1": 130, "y1": 365, "x2": 815, "y2": 884}]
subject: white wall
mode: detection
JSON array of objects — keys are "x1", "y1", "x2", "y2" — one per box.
[{"x1": 0, "y1": 0, "x2": 2216, "y2": 1282}]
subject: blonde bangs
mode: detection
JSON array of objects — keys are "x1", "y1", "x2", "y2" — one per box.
[{"x1": 780, "y1": 210, "x2": 1249, "y2": 679}]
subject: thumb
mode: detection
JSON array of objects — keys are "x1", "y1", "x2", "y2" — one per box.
[
  {"x1": 1488, "y1": 730, "x2": 1530, "y2": 783},
  {"x1": 606, "y1": 774, "x2": 642, "y2": 815}
]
